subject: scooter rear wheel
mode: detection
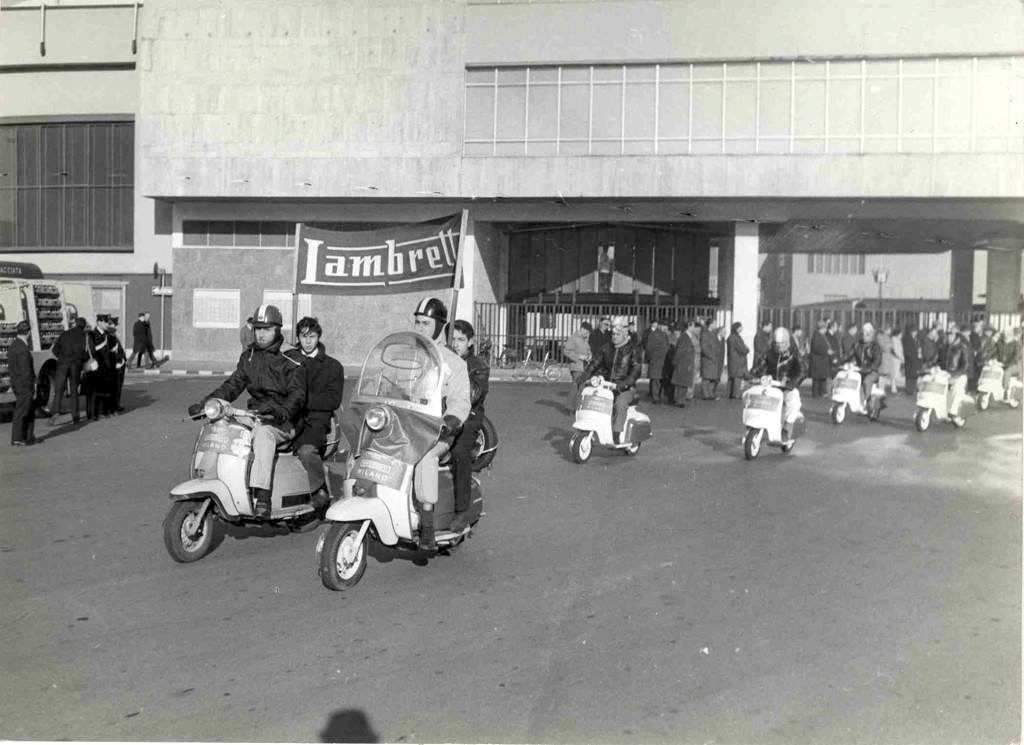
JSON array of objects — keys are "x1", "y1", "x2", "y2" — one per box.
[
  {"x1": 318, "y1": 522, "x2": 367, "y2": 591},
  {"x1": 569, "y1": 430, "x2": 593, "y2": 463},
  {"x1": 743, "y1": 428, "x2": 762, "y2": 460},
  {"x1": 162, "y1": 499, "x2": 223, "y2": 563},
  {"x1": 914, "y1": 407, "x2": 931, "y2": 432},
  {"x1": 829, "y1": 403, "x2": 846, "y2": 425}
]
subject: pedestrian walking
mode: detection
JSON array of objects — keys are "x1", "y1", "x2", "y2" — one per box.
[
  {"x1": 644, "y1": 320, "x2": 669, "y2": 402},
  {"x1": 841, "y1": 323, "x2": 858, "y2": 363},
  {"x1": 700, "y1": 319, "x2": 725, "y2": 400},
  {"x1": 809, "y1": 319, "x2": 831, "y2": 397},
  {"x1": 132, "y1": 312, "x2": 160, "y2": 368},
  {"x1": 726, "y1": 322, "x2": 749, "y2": 398},
  {"x1": 564, "y1": 322, "x2": 592, "y2": 412},
  {"x1": 9, "y1": 320, "x2": 37, "y2": 446},
  {"x1": 901, "y1": 325, "x2": 922, "y2": 395},
  {"x1": 671, "y1": 320, "x2": 696, "y2": 406},
  {"x1": 50, "y1": 317, "x2": 89, "y2": 426}
]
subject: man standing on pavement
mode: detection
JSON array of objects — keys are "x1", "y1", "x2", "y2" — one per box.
[
  {"x1": 589, "y1": 316, "x2": 612, "y2": 360},
  {"x1": 700, "y1": 318, "x2": 725, "y2": 400},
  {"x1": 644, "y1": 319, "x2": 669, "y2": 403},
  {"x1": 107, "y1": 317, "x2": 127, "y2": 414},
  {"x1": 671, "y1": 319, "x2": 696, "y2": 407},
  {"x1": 50, "y1": 318, "x2": 88, "y2": 426},
  {"x1": 132, "y1": 312, "x2": 159, "y2": 368},
  {"x1": 564, "y1": 322, "x2": 592, "y2": 412},
  {"x1": 284, "y1": 317, "x2": 344, "y2": 514},
  {"x1": 753, "y1": 320, "x2": 773, "y2": 370},
  {"x1": 726, "y1": 321, "x2": 750, "y2": 399},
  {"x1": 85, "y1": 314, "x2": 115, "y2": 420},
  {"x1": 9, "y1": 320, "x2": 37, "y2": 446},
  {"x1": 809, "y1": 319, "x2": 831, "y2": 397}
]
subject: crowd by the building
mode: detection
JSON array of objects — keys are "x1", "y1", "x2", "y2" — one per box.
[{"x1": 8, "y1": 311, "x2": 164, "y2": 446}]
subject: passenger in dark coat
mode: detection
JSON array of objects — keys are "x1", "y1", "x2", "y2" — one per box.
[
  {"x1": 825, "y1": 320, "x2": 842, "y2": 378},
  {"x1": 840, "y1": 323, "x2": 859, "y2": 363},
  {"x1": 809, "y1": 320, "x2": 832, "y2": 397},
  {"x1": 284, "y1": 317, "x2": 345, "y2": 505},
  {"x1": 752, "y1": 321, "x2": 773, "y2": 370},
  {"x1": 671, "y1": 323, "x2": 696, "y2": 406},
  {"x1": 901, "y1": 326, "x2": 922, "y2": 395},
  {"x1": 588, "y1": 317, "x2": 612, "y2": 359},
  {"x1": 50, "y1": 318, "x2": 89, "y2": 425},
  {"x1": 644, "y1": 321, "x2": 670, "y2": 402},
  {"x1": 9, "y1": 320, "x2": 36, "y2": 445},
  {"x1": 919, "y1": 327, "x2": 941, "y2": 369},
  {"x1": 700, "y1": 321, "x2": 725, "y2": 400},
  {"x1": 726, "y1": 322, "x2": 749, "y2": 399}
]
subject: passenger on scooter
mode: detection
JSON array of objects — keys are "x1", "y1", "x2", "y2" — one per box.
[
  {"x1": 580, "y1": 317, "x2": 642, "y2": 443},
  {"x1": 284, "y1": 316, "x2": 345, "y2": 515},
  {"x1": 752, "y1": 327, "x2": 805, "y2": 443},
  {"x1": 411, "y1": 297, "x2": 470, "y2": 550},
  {"x1": 941, "y1": 325, "x2": 970, "y2": 425},
  {"x1": 188, "y1": 305, "x2": 304, "y2": 517},
  {"x1": 448, "y1": 319, "x2": 489, "y2": 534},
  {"x1": 845, "y1": 322, "x2": 884, "y2": 403}
]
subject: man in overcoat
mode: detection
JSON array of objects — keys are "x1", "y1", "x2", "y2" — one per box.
[
  {"x1": 726, "y1": 321, "x2": 749, "y2": 399},
  {"x1": 700, "y1": 319, "x2": 725, "y2": 400},
  {"x1": 809, "y1": 319, "x2": 832, "y2": 397},
  {"x1": 644, "y1": 319, "x2": 669, "y2": 403},
  {"x1": 671, "y1": 321, "x2": 696, "y2": 407},
  {"x1": 9, "y1": 320, "x2": 37, "y2": 446}
]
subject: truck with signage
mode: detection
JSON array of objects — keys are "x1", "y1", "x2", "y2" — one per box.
[{"x1": 0, "y1": 261, "x2": 94, "y2": 409}]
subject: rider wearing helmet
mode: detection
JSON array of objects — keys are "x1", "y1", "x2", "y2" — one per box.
[
  {"x1": 846, "y1": 322, "x2": 884, "y2": 402},
  {"x1": 752, "y1": 326, "x2": 806, "y2": 444},
  {"x1": 411, "y1": 297, "x2": 471, "y2": 550},
  {"x1": 942, "y1": 323, "x2": 970, "y2": 426},
  {"x1": 284, "y1": 316, "x2": 345, "y2": 515},
  {"x1": 581, "y1": 316, "x2": 642, "y2": 442},
  {"x1": 189, "y1": 305, "x2": 305, "y2": 517}
]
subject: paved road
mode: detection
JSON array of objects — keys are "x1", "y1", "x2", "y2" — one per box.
[{"x1": 1, "y1": 378, "x2": 1020, "y2": 744}]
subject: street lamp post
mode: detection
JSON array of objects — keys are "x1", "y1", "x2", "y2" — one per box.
[{"x1": 872, "y1": 268, "x2": 889, "y2": 320}]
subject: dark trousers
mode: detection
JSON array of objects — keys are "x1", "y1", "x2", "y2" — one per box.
[
  {"x1": 85, "y1": 371, "x2": 112, "y2": 420},
  {"x1": 701, "y1": 379, "x2": 719, "y2": 399},
  {"x1": 728, "y1": 377, "x2": 744, "y2": 398},
  {"x1": 674, "y1": 385, "x2": 689, "y2": 403},
  {"x1": 662, "y1": 375, "x2": 675, "y2": 404},
  {"x1": 567, "y1": 370, "x2": 586, "y2": 411},
  {"x1": 450, "y1": 416, "x2": 483, "y2": 513},
  {"x1": 52, "y1": 362, "x2": 82, "y2": 421},
  {"x1": 133, "y1": 343, "x2": 157, "y2": 368},
  {"x1": 12, "y1": 389, "x2": 35, "y2": 444},
  {"x1": 649, "y1": 377, "x2": 663, "y2": 401},
  {"x1": 113, "y1": 367, "x2": 125, "y2": 410},
  {"x1": 811, "y1": 378, "x2": 828, "y2": 397}
]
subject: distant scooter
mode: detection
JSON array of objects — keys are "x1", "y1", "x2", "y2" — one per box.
[
  {"x1": 163, "y1": 399, "x2": 342, "y2": 563},
  {"x1": 568, "y1": 375, "x2": 652, "y2": 463},
  {"x1": 914, "y1": 367, "x2": 965, "y2": 431},
  {"x1": 976, "y1": 360, "x2": 1022, "y2": 411},
  {"x1": 741, "y1": 376, "x2": 803, "y2": 460},
  {"x1": 829, "y1": 363, "x2": 886, "y2": 424}
]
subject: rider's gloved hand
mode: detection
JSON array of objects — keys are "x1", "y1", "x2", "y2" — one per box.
[
  {"x1": 614, "y1": 383, "x2": 631, "y2": 394},
  {"x1": 187, "y1": 402, "x2": 205, "y2": 417},
  {"x1": 441, "y1": 414, "x2": 462, "y2": 438},
  {"x1": 257, "y1": 404, "x2": 289, "y2": 425}
]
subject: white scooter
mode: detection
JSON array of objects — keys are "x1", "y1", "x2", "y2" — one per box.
[
  {"x1": 569, "y1": 375, "x2": 652, "y2": 463},
  {"x1": 741, "y1": 376, "x2": 804, "y2": 460},
  {"x1": 976, "y1": 360, "x2": 1022, "y2": 411},
  {"x1": 829, "y1": 363, "x2": 886, "y2": 424},
  {"x1": 163, "y1": 398, "x2": 343, "y2": 563},
  {"x1": 914, "y1": 367, "x2": 965, "y2": 431},
  {"x1": 316, "y1": 332, "x2": 483, "y2": 591}
]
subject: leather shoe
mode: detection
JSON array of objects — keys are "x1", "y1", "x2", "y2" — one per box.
[
  {"x1": 449, "y1": 511, "x2": 471, "y2": 534},
  {"x1": 252, "y1": 488, "x2": 273, "y2": 517}
]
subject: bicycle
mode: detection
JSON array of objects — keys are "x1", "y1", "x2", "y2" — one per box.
[{"x1": 511, "y1": 349, "x2": 565, "y2": 383}]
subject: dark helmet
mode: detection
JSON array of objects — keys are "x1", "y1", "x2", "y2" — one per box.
[
  {"x1": 250, "y1": 304, "x2": 283, "y2": 329},
  {"x1": 413, "y1": 297, "x2": 448, "y2": 340}
]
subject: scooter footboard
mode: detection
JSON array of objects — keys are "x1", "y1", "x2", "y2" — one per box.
[{"x1": 325, "y1": 496, "x2": 399, "y2": 545}]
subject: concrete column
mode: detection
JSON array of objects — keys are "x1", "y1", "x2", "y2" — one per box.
[
  {"x1": 732, "y1": 222, "x2": 759, "y2": 364},
  {"x1": 950, "y1": 249, "x2": 974, "y2": 314},
  {"x1": 986, "y1": 248, "x2": 1023, "y2": 313}
]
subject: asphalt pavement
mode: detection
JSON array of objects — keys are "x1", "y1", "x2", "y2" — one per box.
[{"x1": 0, "y1": 377, "x2": 1020, "y2": 744}]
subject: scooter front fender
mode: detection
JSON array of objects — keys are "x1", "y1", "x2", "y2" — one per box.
[
  {"x1": 325, "y1": 496, "x2": 399, "y2": 546},
  {"x1": 169, "y1": 478, "x2": 238, "y2": 518}
]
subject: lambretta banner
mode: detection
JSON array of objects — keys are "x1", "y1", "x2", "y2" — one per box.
[{"x1": 294, "y1": 215, "x2": 461, "y2": 295}]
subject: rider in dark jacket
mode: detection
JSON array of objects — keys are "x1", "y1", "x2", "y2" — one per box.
[
  {"x1": 581, "y1": 318, "x2": 642, "y2": 440},
  {"x1": 845, "y1": 322, "x2": 883, "y2": 399},
  {"x1": 190, "y1": 305, "x2": 305, "y2": 516},
  {"x1": 752, "y1": 327, "x2": 805, "y2": 441},
  {"x1": 284, "y1": 317, "x2": 344, "y2": 511}
]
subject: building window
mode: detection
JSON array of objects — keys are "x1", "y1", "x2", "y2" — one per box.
[
  {"x1": 808, "y1": 253, "x2": 866, "y2": 274},
  {"x1": 464, "y1": 55, "x2": 1024, "y2": 156},
  {"x1": 193, "y1": 289, "x2": 240, "y2": 329},
  {"x1": 181, "y1": 220, "x2": 384, "y2": 248},
  {"x1": 0, "y1": 122, "x2": 134, "y2": 251}
]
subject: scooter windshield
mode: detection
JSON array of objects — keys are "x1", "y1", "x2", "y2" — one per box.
[{"x1": 353, "y1": 332, "x2": 444, "y2": 417}]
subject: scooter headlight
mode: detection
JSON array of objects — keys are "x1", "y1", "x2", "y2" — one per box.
[
  {"x1": 760, "y1": 375, "x2": 772, "y2": 387},
  {"x1": 364, "y1": 406, "x2": 389, "y2": 431},
  {"x1": 590, "y1": 376, "x2": 602, "y2": 387},
  {"x1": 203, "y1": 399, "x2": 224, "y2": 421}
]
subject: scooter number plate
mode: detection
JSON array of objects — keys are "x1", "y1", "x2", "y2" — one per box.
[
  {"x1": 980, "y1": 369, "x2": 1002, "y2": 384},
  {"x1": 921, "y1": 381, "x2": 946, "y2": 395},
  {"x1": 835, "y1": 378, "x2": 859, "y2": 390},
  {"x1": 581, "y1": 395, "x2": 613, "y2": 415},
  {"x1": 350, "y1": 450, "x2": 405, "y2": 490},
  {"x1": 747, "y1": 395, "x2": 780, "y2": 412}
]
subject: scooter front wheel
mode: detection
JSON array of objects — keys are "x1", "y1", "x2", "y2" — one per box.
[
  {"x1": 829, "y1": 403, "x2": 846, "y2": 425},
  {"x1": 743, "y1": 427, "x2": 763, "y2": 460},
  {"x1": 977, "y1": 392, "x2": 991, "y2": 412},
  {"x1": 914, "y1": 407, "x2": 931, "y2": 432},
  {"x1": 318, "y1": 522, "x2": 367, "y2": 591},
  {"x1": 162, "y1": 499, "x2": 223, "y2": 563},
  {"x1": 569, "y1": 430, "x2": 593, "y2": 463}
]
